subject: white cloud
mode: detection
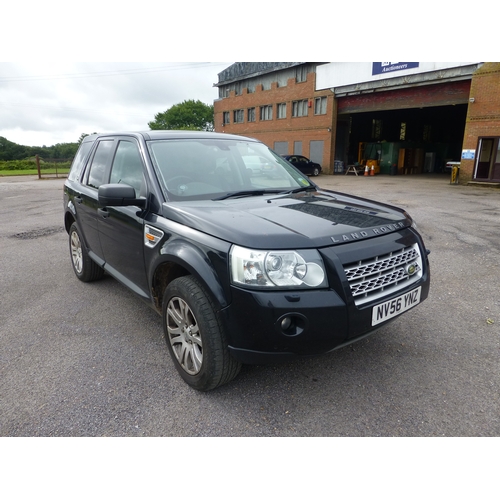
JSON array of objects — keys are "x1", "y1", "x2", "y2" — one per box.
[{"x1": 0, "y1": 62, "x2": 230, "y2": 146}]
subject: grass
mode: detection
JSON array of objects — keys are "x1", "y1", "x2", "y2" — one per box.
[{"x1": 0, "y1": 168, "x2": 70, "y2": 177}]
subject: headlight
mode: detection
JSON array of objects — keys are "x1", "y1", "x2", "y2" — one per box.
[
  {"x1": 230, "y1": 245, "x2": 327, "y2": 289},
  {"x1": 404, "y1": 211, "x2": 418, "y2": 231}
]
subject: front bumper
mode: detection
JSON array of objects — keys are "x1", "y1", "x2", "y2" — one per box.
[{"x1": 221, "y1": 230, "x2": 430, "y2": 364}]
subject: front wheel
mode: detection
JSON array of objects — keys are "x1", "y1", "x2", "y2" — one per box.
[{"x1": 162, "y1": 276, "x2": 241, "y2": 391}]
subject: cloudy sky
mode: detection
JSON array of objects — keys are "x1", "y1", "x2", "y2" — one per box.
[
  {"x1": 1, "y1": 3, "x2": 481, "y2": 150},
  {"x1": 0, "y1": 62, "x2": 231, "y2": 147}
]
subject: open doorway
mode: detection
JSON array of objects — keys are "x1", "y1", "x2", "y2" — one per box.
[
  {"x1": 336, "y1": 104, "x2": 468, "y2": 174},
  {"x1": 475, "y1": 137, "x2": 500, "y2": 181}
]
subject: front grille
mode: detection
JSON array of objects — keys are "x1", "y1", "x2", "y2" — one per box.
[{"x1": 344, "y1": 244, "x2": 422, "y2": 305}]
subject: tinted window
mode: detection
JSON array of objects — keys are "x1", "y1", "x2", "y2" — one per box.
[
  {"x1": 87, "y1": 140, "x2": 114, "y2": 189},
  {"x1": 110, "y1": 141, "x2": 145, "y2": 196},
  {"x1": 147, "y1": 139, "x2": 313, "y2": 201},
  {"x1": 68, "y1": 141, "x2": 93, "y2": 182}
]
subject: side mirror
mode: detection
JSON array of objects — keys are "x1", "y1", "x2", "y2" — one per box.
[{"x1": 98, "y1": 183, "x2": 146, "y2": 208}]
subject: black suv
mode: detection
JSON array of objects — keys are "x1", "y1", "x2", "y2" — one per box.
[{"x1": 63, "y1": 131, "x2": 430, "y2": 391}]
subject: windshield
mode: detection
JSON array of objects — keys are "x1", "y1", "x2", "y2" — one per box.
[{"x1": 147, "y1": 138, "x2": 313, "y2": 201}]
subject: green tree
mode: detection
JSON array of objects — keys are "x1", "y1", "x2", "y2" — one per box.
[
  {"x1": 148, "y1": 100, "x2": 214, "y2": 131},
  {"x1": 78, "y1": 133, "x2": 89, "y2": 145},
  {"x1": 0, "y1": 136, "x2": 29, "y2": 161},
  {"x1": 77, "y1": 132, "x2": 97, "y2": 145}
]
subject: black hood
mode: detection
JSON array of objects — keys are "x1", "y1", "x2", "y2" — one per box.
[{"x1": 162, "y1": 189, "x2": 410, "y2": 249}]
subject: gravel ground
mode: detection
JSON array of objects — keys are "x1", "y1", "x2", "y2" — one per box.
[{"x1": 1, "y1": 173, "x2": 499, "y2": 438}]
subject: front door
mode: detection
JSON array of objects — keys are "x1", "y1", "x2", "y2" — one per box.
[
  {"x1": 475, "y1": 137, "x2": 500, "y2": 181},
  {"x1": 97, "y1": 139, "x2": 149, "y2": 298}
]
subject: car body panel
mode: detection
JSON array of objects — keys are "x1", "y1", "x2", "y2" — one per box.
[{"x1": 160, "y1": 190, "x2": 409, "y2": 250}]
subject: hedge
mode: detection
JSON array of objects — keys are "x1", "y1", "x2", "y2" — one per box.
[{"x1": 0, "y1": 159, "x2": 72, "y2": 171}]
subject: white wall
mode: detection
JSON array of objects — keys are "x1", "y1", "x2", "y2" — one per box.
[{"x1": 316, "y1": 62, "x2": 478, "y2": 90}]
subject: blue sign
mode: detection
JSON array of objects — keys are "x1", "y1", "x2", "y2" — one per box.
[
  {"x1": 462, "y1": 149, "x2": 475, "y2": 160},
  {"x1": 372, "y1": 62, "x2": 419, "y2": 76}
]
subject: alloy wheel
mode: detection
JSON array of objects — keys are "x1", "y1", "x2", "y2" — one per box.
[
  {"x1": 70, "y1": 230, "x2": 83, "y2": 274},
  {"x1": 166, "y1": 296, "x2": 203, "y2": 375}
]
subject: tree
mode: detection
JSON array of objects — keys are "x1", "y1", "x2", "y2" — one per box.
[
  {"x1": 78, "y1": 132, "x2": 97, "y2": 144},
  {"x1": 0, "y1": 136, "x2": 30, "y2": 161},
  {"x1": 148, "y1": 100, "x2": 214, "y2": 131},
  {"x1": 78, "y1": 133, "x2": 89, "y2": 145},
  {"x1": 0, "y1": 136, "x2": 79, "y2": 161}
]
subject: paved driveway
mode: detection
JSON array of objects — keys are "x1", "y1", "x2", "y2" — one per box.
[{"x1": 0, "y1": 174, "x2": 499, "y2": 437}]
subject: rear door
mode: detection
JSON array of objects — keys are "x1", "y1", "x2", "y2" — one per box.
[{"x1": 97, "y1": 138, "x2": 149, "y2": 298}]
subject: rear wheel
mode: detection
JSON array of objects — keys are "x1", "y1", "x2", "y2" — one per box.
[
  {"x1": 163, "y1": 276, "x2": 241, "y2": 391},
  {"x1": 69, "y1": 222, "x2": 104, "y2": 282},
  {"x1": 312, "y1": 167, "x2": 320, "y2": 176}
]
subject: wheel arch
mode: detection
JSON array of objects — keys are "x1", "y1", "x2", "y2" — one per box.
[
  {"x1": 64, "y1": 210, "x2": 76, "y2": 234},
  {"x1": 151, "y1": 239, "x2": 230, "y2": 314}
]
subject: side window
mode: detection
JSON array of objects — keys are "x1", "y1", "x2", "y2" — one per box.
[
  {"x1": 68, "y1": 141, "x2": 93, "y2": 182},
  {"x1": 87, "y1": 140, "x2": 114, "y2": 189},
  {"x1": 109, "y1": 141, "x2": 145, "y2": 196}
]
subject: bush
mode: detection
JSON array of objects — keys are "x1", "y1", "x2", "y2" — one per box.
[{"x1": 0, "y1": 159, "x2": 71, "y2": 171}]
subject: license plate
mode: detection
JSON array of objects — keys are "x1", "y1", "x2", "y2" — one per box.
[{"x1": 372, "y1": 287, "x2": 421, "y2": 326}]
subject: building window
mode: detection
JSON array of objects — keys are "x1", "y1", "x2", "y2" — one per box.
[
  {"x1": 260, "y1": 105, "x2": 273, "y2": 121},
  {"x1": 248, "y1": 107, "x2": 255, "y2": 122},
  {"x1": 296, "y1": 67, "x2": 307, "y2": 83},
  {"x1": 223, "y1": 112, "x2": 230, "y2": 125},
  {"x1": 233, "y1": 109, "x2": 244, "y2": 123},
  {"x1": 314, "y1": 97, "x2": 327, "y2": 115},
  {"x1": 292, "y1": 100, "x2": 308, "y2": 117},
  {"x1": 277, "y1": 103, "x2": 287, "y2": 119}
]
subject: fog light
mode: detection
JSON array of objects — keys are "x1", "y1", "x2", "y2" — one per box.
[
  {"x1": 281, "y1": 317, "x2": 293, "y2": 331},
  {"x1": 276, "y1": 313, "x2": 307, "y2": 336}
]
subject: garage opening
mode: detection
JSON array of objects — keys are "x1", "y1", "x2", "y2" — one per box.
[{"x1": 336, "y1": 104, "x2": 468, "y2": 175}]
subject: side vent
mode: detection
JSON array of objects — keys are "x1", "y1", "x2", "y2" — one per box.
[{"x1": 144, "y1": 225, "x2": 164, "y2": 248}]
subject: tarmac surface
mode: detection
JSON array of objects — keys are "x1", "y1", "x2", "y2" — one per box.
[{"x1": 0, "y1": 172, "x2": 499, "y2": 437}]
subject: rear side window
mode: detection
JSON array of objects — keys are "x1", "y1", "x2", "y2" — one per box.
[
  {"x1": 87, "y1": 140, "x2": 114, "y2": 189},
  {"x1": 68, "y1": 141, "x2": 93, "y2": 182}
]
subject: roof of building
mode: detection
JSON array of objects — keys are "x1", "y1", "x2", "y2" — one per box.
[{"x1": 215, "y1": 62, "x2": 305, "y2": 86}]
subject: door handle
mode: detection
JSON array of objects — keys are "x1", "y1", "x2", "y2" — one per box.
[{"x1": 98, "y1": 208, "x2": 110, "y2": 218}]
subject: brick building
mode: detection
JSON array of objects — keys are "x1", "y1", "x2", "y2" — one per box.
[
  {"x1": 461, "y1": 63, "x2": 500, "y2": 184},
  {"x1": 213, "y1": 63, "x2": 334, "y2": 172},
  {"x1": 213, "y1": 62, "x2": 500, "y2": 185}
]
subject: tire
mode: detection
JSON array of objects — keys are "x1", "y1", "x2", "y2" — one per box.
[
  {"x1": 312, "y1": 167, "x2": 320, "y2": 176},
  {"x1": 162, "y1": 276, "x2": 241, "y2": 391},
  {"x1": 69, "y1": 222, "x2": 104, "y2": 282}
]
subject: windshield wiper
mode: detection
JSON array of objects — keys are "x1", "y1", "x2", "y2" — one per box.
[
  {"x1": 213, "y1": 186, "x2": 316, "y2": 201},
  {"x1": 214, "y1": 189, "x2": 283, "y2": 201},
  {"x1": 286, "y1": 185, "x2": 317, "y2": 194}
]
